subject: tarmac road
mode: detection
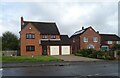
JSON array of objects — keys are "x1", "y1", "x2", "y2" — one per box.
[{"x1": 2, "y1": 61, "x2": 119, "y2": 77}]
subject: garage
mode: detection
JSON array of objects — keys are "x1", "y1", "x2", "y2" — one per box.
[
  {"x1": 50, "y1": 46, "x2": 59, "y2": 55},
  {"x1": 61, "y1": 46, "x2": 70, "y2": 55}
]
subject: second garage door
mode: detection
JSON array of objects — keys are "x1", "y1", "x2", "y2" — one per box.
[
  {"x1": 50, "y1": 46, "x2": 59, "y2": 55},
  {"x1": 61, "y1": 46, "x2": 70, "y2": 55}
]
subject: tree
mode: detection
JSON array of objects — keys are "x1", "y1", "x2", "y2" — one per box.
[
  {"x1": 2, "y1": 31, "x2": 19, "y2": 50},
  {"x1": 112, "y1": 43, "x2": 120, "y2": 50},
  {"x1": 0, "y1": 36, "x2": 2, "y2": 51}
]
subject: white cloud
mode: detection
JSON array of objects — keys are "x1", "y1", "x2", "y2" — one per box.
[{"x1": 0, "y1": 1, "x2": 118, "y2": 37}]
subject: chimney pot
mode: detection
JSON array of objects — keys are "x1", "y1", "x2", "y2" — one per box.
[
  {"x1": 82, "y1": 26, "x2": 84, "y2": 30},
  {"x1": 97, "y1": 31, "x2": 99, "y2": 33}
]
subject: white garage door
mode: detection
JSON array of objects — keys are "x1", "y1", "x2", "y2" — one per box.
[
  {"x1": 62, "y1": 46, "x2": 70, "y2": 55},
  {"x1": 50, "y1": 46, "x2": 59, "y2": 55}
]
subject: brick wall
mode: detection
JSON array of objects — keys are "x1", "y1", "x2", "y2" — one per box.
[
  {"x1": 20, "y1": 23, "x2": 42, "y2": 56},
  {"x1": 70, "y1": 27, "x2": 101, "y2": 53},
  {"x1": 80, "y1": 27, "x2": 101, "y2": 50},
  {"x1": 20, "y1": 23, "x2": 61, "y2": 56}
]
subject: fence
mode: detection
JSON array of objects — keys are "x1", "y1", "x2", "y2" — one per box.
[{"x1": 2, "y1": 50, "x2": 18, "y2": 56}]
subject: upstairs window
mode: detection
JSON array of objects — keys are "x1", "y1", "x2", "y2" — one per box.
[
  {"x1": 42, "y1": 35, "x2": 47, "y2": 39},
  {"x1": 83, "y1": 37, "x2": 88, "y2": 42},
  {"x1": 93, "y1": 37, "x2": 98, "y2": 42},
  {"x1": 26, "y1": 45, "x2": 35, "y2": 51},
  {"x1": 51, "y1": 35, "x2": 56, "y2": 39},
  {"x1": 116, "y1": 41, "x2": 120, "y2": 44},
  {"x1": 108, "y1": 41, "x2": 112, "y2": 44},
  {"x1": 26, "y1": 33, "x2": 35, "y2": 39}
]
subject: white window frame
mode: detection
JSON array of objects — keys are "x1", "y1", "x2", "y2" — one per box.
[
  {"x1": 93, "y1": 37, "x2": 98, "y2": 42},
  {"x1": 108, "y1": 41, "x2": 112, "y2": 44},
  {"x1": 83, "y1": 37, "x2": 88, "y2": 42},
  {"x1": 116, "y1": 41, "x2": 120, "y2": 44},
  {"x1": 87, "y1": 44, "x2": 94, "y2": 49},
  {"x1": 42, "y1": 35, "x2": 47, "y2": 39},
  {"x1": 51, "y1": 35, "x2": 56, "y2": 39}
]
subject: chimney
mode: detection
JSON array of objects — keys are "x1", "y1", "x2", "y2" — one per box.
[
  {"x1": 82, "y1": 26, "x2": 84, "y2": 30},
  {"x1": 21, "y1": 16, "x2": 24, "y2": 29},
  {"x1": 97, "y1": 31, "x2": 99, "y2": 34}
]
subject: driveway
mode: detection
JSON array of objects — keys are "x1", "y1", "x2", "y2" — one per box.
[{"x1": 53, "y1": 55, "x2": 102, "y2": 61}]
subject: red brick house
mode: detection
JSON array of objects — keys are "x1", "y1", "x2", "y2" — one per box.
[
  {"x1": 20, "y1": 17, "x2": 71, "y2": 56},
  {"x1": 70, "y1": 26, "x2": 101, "y2": 53},
  {"x1": 100, "y1": 34, "x2": 120, "y2": 51}
]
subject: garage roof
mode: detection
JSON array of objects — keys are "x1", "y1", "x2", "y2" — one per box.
[{"x1": 41, "y1": 35, "x2": 70, "y2": 45}]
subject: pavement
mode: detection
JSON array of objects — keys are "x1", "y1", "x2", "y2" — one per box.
[{"x1": 53, "y1": 55, "x2": 102, "y2": 61}]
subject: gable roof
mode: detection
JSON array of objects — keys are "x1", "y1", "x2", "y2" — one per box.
[
  {"x1": 70, "y1": 26, "x2": 96, "y2": 38},
  {"x1": 22, "y1": 21, "x2": 60, "y2": 35},
  {"x1": 41, "y1": 35, "x2": 70, "y2": 45},
  {"x1": 100, "y1": 34, "x2": 120, "y2": 41}
]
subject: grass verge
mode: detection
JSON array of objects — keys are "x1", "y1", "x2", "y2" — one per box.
[{"x1": 1, "y1": 56, "x2": 62, "y2": 62}]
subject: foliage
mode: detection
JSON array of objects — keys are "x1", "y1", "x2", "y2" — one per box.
[
  {"x1": 2, "y1": 56, "x2": 62, "y2": 62},
  {"x1": 2, "y1": 31, "x2": 19, "y2": 50},
  {"x1": 0, "y1": 36, "x2": 2, "y2": 51},
  {"x1": 112, "y1": 43, "x2": 120, "y2": 50},
  {"x1": 116, "y1": 50, "x2": 120, "y2": 55},
  {"x1": 76, "y1": 49, "x2": 115, "y2": 60}
]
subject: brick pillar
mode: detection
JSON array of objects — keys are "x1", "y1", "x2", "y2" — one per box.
[
  {"x1": 47, "y1": 46, "x2": 50, "y2": 55},
  {"x1": 59, "y1": 46, "x2": 61, "y2": 55},
  {"x1": 70, "y1": 46, "x2": 72, "y2": 55}
]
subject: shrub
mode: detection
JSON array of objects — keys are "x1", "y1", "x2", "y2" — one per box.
[
  {"x1": 76, "y1": 49, "x2": 115, "y2": 60},
  {"x1": 76, "y1": 49, "x2": 94, "y2": 57},
  {"x1": 116, "y1": 50, "x2": 120, "y2": 55}
]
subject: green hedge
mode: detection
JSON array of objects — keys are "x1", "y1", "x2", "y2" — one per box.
[
  {"x1": 76, "y1": 49, "x2": 115, "y2": 60},
  {"x1": 116, "y1": 50, "x2": 120, "y2": 55}
]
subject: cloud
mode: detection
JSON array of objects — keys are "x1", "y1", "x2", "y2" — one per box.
[{"x1": 0, "y1": 1, "x2": 118, "y2": 37}]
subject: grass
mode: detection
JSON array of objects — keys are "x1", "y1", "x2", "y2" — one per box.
[{"x1": 1, "y1": 56, "x2": 62, "y2": 62}]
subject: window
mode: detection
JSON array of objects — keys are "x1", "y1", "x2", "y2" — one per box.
[
  {"x1": 26, "y1": 34, "x2": 35, "y2": 39},
  {"x1": 87, "y1": 44, "x2": 94, "y2": 49},
  {"x1": 116, "y1": 41, "x2": 120, "y2": 44},
  {"x1": 83, "y1": 37, "x2": 88, "y2": 42},
  {"x1": 26, "y1": 46, "x2": 35, "y2": 51},
  {"x1": 42, "y1": 35, "x2": 47, "y2": 39},
  {"x1": 101, "y1": 46, "x2": 109, "y2": 51},
  {"x1": 93, "y1": 37, "x2": 98, "y2": 42},
  {"x1": 51, "y1": 35, "x2": 56, "y2": 39},
  {"x1": 108, "y1": 41, "x2": 112, "y2": 44}
]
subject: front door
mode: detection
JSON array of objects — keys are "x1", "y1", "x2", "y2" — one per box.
[{"x1": 42, "y1": 46, "x2": 47, "y2": 55}]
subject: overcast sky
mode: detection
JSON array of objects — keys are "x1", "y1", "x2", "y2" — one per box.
[{"x1": 0, "y1": 0, "x2": 119, "y2": 37}]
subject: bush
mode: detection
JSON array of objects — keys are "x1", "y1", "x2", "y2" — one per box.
[
  {"x1": 77, "y1": 49, "x2": 95, "y2": 57},
  {"x1": 116, "y1": 50, "x2": 120, "y2": 55},
  {"x1": 76, "y1": 49, "x2": 115, "y2": 60}
]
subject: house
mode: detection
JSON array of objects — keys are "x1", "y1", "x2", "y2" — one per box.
[
  {"x1": 70, "y1": 26, "x2": 101, "y2": 53},
  {"x1": 20, "y1": 17, "x2": 71, "y2": 56},
  {"x1": 100, "y1": 34, "x2": 120, "y2": 51}
]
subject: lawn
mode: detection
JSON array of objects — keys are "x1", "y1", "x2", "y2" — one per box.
[{"x1": 1, "y1": 56, "x2": 62, "y2": 62}]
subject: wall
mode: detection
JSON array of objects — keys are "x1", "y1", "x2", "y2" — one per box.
[
  {"x1": 20, "y1": 23, "x2": 42, "y2": 56},
  {"x1": 80, "y1": 27, "x2": 101, "y2": 50}
]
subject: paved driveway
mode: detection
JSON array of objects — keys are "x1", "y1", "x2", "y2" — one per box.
[{"x1": 53, "y1": 55, "x2": 102, "y2": 61}]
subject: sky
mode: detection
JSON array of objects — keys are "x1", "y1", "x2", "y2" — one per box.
[{"x1": 0, "y1": 0, "x2": 119, "y2": 37}]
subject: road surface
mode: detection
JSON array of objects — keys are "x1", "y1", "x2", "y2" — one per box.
[{"x1": 2, "y1": 61, "x2": 119, "y2": 77}]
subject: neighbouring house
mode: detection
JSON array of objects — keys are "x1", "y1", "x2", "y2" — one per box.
[
  {"x1": 20, "y1": 17, "x2": 71, "y2": 56},
  {"x1": 70, "y1": 26, "x2": 101, "y2": 54},
  {"x1": 100, "y1": 34, "x2": 120, "y2": 51}
]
